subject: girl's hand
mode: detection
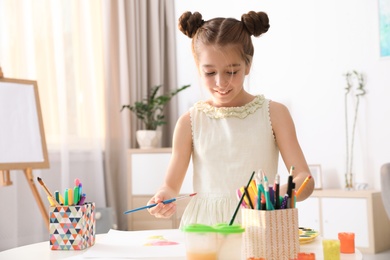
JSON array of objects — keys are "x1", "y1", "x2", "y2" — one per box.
[{"x1": 147, "y1": 191, "x2": 177, "y2": 218}]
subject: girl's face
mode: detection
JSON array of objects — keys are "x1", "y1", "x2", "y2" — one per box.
[{"x1": 197, "y1": 44, "x2": 251, "y2": 107}]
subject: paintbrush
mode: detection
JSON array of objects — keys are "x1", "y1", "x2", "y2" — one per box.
[
  {"x1": 229, "y1": 171, "x2": 256, "y2": 225},
  {"x1": 124, "y1": 192, "x2": 197, "y2": 214},
  {"x1": 37, "y1": 177, "x2": 60, "y2": 206},
  {"x1": 37, "y1": 177, "x2": 54, "y2": 197}
]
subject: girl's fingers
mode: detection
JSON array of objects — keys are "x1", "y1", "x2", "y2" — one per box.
[{"x1": 154, "y1": 203, "x2": 176, "y2": 218}]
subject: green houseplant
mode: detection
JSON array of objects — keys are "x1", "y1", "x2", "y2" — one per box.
[
  {"x1": 121, "y1": 84, "x2": 190, "y2": 148},
  {"x1": 121, "y1": 84, "x2": 190, "y2": 130}
]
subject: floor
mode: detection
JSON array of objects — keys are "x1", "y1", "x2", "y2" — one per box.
[{"x1": 363, "y1": 249, "x2": 390, "y2": 259}]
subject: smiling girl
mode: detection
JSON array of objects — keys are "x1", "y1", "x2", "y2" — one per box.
[{"x1": 147, "y1": 11, "x2": 314, "y2": 226}]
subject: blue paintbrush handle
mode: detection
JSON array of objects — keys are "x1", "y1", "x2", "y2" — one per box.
[
  {"x1": 123, "y1": 193, "x2": 196, "y2": 215},
  {"x1": 123, "y1": 198, "x2": 176, "y2": 214}
]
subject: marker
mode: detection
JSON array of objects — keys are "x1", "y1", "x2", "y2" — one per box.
[
  {"x1": 256, "y1": 171, "x2": 266, "y2": 195},
  {"x1": 236, "y1": 189, "x2": 248, "y2": 208},
  {"x1": 78, "y1": 193, "x2": 86, "y2": 205},
  {"x1": 257, "y1": 183, "x2": 262, "y2": 210},
  {"x1": 261, "y1": 193, "x2": 266, "y2": 210},
  {"x1": 75, "y1": 178, "x2": 82, "y2": 198},
  {"x1": 287, "y1": 166, "x2": 294, "y2": 204},
  {"x1": 249, "y1": 180, "x2": 258, "y2": 197},
  {"x1": 290, "y1": 182, "x2": 296, "y2": 208},
  {"x1": 281, "y1": 194, "x2": 289, "y2": 209},
  {"x1": 287, "y1": 175, "x2": 293, "y2": 199},
  {"x1": 74, "y1": 186, "x2": 80, "y2": 205},
  {"x1": 68, "y1": 188, "x2": 74, "y2": 206},
  {"x1": 64, "y1": 189, "x2": 69, "y2": 206},
  {"x1": 124, "y1": 193, "x2": 197, "y2": 214},
  {"x1": 274, "y1": 174, "x2": 280, "y2": 209},
  {"x1": 78, "y1": 183, "x2": 83, "y2": 199},
  {"x1": 255, "y1": 170, "x2": 265, "y2": 210},
  {"x1": 248, "y1": 179, "x2": 258, "y2": 208},
  {"x1": 263, "y1": 175, "x2": 274, "y2": 210},
  {"x1": 240, "y1": 187, "x2": 251, "y2": 208},
  {"x1": 244, "y1": 186, "x2": 254, "y2": 209},
  {"x1": 54, "y1": 190, "x2": 60, "y2": 204}
]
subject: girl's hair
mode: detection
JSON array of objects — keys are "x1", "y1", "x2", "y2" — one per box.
[{"x1": 178, "y1": 11, "x2": 270, "y2": 66}]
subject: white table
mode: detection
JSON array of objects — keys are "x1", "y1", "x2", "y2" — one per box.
[{"x1": 0, "y1": 230, "x2": 363, "y2": 260}]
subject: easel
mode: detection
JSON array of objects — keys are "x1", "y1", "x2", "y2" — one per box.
[
  {"x1": 0, "y1": 169, "x2": 49, "y2": 229},
  {"x1": 0, "y1": 170, "x2": 12, "y2": 186},
  {"x1": 0, "y1": 67, "x2": 50, "y2": 230}
]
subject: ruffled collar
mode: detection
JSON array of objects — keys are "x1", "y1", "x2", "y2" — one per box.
[{"x1": 194, "y1": 95, "x2": 265, "y2": 119}]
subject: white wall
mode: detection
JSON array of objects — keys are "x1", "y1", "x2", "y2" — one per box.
[{"x1": 175, "y1": 0, "x2": 390, "y2": 190}]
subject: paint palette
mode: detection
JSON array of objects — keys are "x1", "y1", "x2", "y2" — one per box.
[{"x1": 299, "y1": 227, "x2": 319, "y2": 244}]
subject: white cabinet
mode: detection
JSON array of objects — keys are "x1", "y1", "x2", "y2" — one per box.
[
  {"x1": 298, "y1": 189, "x2": 390, "y2": 254},
  {"x1": 126, "y1": 148, "x2": 193, "y2": 230},
  {"x1": 130, "y1": 150, "x2": 193, "y2": 195},
  {"x1": 322, "y1": 197, "x2": 369, "y2": 248},
  {"x1": 297, "y1": 197, "x2": 321, "y2": 232}
]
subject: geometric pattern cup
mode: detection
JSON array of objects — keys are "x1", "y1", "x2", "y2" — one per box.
[{"x1": 49, "y1": 202, "x2": 96, "y2": 250}]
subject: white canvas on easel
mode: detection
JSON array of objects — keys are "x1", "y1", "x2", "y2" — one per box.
[
  {"x1": 0, "y1": 75, "x2": 50, "y2": 229},
  {"x1": 0, "y1": 78, "x2": 49, "y2": 169},
  {"x1": 0, "y1": 81, "x2": 45, "y2": 164}
]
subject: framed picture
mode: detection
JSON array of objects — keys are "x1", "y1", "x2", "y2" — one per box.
[
  {"x1": 309, "y1": 164, "x2": 322, "y2": 190},
  {"x1": 379, "y1": 0, "x2": 390, "y2": 58}
]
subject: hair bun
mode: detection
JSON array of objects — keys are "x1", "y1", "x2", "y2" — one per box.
[
  {"x1": 241, "y1": 11, "x2": 270, "y2": 37},
  {"x1": 178, "y1": 11, "x2": 204, "y2": 38}
]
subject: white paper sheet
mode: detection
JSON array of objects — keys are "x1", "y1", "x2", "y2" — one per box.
[{"x1": 81, "y1": 229, "x2": 186, "y2": 259}]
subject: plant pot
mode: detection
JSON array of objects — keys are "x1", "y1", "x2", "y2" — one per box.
[{"x1": 136, "y1": 130, "x2": 162, "y2": 149}]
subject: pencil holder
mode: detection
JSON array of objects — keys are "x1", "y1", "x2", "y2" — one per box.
[
  {"x1": 49, "y1": 202, "x2": 96, "y2": 250},
  {"x1": 241, "y1": 208, "x2": 299, "y2": 260}
]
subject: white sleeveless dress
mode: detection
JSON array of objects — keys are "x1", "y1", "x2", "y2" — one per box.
[{"x1": 180, "y1": 95, "x2": 279, "y2": 227}]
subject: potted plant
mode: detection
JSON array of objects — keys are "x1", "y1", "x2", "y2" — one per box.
[{"x1": 121, "y1": 84, "x2": 190, "y2": 148}]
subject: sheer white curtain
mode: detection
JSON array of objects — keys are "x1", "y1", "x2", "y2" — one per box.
[
  {"x1": 0, "y1": 0, "x2": 106, "y2": 250},
  {"x1": 0, "y1": 0, "x2": 179, "y2": 250}
]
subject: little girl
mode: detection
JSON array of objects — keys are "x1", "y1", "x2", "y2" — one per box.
[{"x1": 147, "y1": 10, "x2": 314, "y2": 226}]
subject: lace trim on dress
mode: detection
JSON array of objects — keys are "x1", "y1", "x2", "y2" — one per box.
[
  {"x1": 266, "y1": 99, "x2": 277, "y2": 142},
  {"x1": 194, "y1": 95, "x2": 265, "y2": 119}
]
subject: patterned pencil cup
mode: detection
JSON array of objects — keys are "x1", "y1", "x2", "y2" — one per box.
[
  {"x1": 49, "y1": 202, "x2": 96, "y2": 250},
  {"x1": 241, "y1": 208, "x2": 300, "y2": 260}
]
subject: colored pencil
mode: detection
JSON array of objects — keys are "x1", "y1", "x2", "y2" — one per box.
[{"x1": 296, "y1": 175, "x2": 312, "y2": 197}]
